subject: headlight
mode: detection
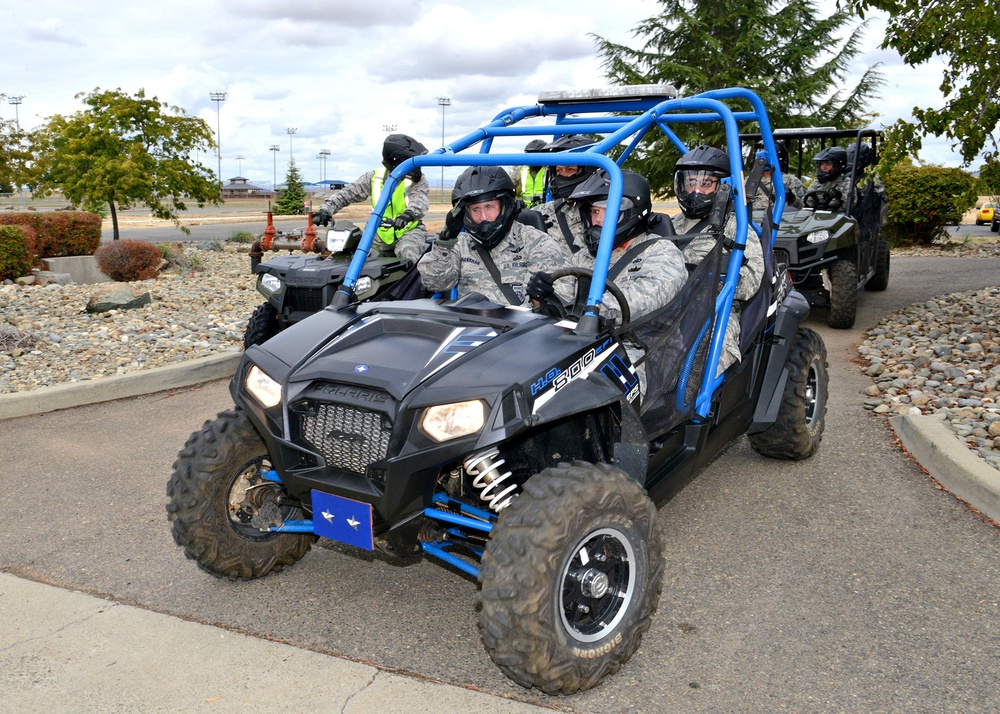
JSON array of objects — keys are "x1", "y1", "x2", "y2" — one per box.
[
  {"x1": 355, "y1": 276, "x2": 373, "y2": 294},
  {"x1": 420, "y1": 400, "x2": 485, "y2": 442},
  {"x1": 326, "y1": 228, "x2": 352, "y2": 253},
  {"x1": 246, "y1": 365, "x2": 282, "y2": 408},
  {"x1": 805, "y1": 229, "x2": 830, "y2": 244},
  {"x1": 260, "y1": 274, "x2": 282, "y2": 293}
]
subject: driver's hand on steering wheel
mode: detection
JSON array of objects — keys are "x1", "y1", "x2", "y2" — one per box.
[{"x1": 526, "y1": 271, "x2": 555, "y2": 301}]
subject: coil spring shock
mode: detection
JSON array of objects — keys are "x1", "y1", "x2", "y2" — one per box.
[{"x1": 464, "y1": 448, "x2": 517, "y2": 512}]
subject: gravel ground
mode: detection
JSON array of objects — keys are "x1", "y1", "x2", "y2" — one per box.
[
  {"x1": 3, "y1": 237, "x2": 1000, "y2": 475},
  {"x1": 0, "y1": 244, "x2": 260, "y2": 393}
]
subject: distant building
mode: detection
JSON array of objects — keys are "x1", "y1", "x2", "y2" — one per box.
[{"x1": 221, "y1": 177, "x2": 273, "y2": 199}]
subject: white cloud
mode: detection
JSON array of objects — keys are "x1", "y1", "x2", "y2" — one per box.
[{"x1": 0, "y1": 0, "x2": 987, "y2": 188}]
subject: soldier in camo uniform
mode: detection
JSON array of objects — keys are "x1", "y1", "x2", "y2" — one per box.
[
  {"x1": 416, "y1": 166, "x2": 566, "y2": 306},
  {"x1": 803, "y1": 146, "x2": 854, "y2": 212},
  {"x1": 532, "y1": 135, "x2": 598, "y2": 257},
  {"x1": 312, "y1": 134, "x2": 430, "y2": 259},
  {"x1": 671, "y1": 146, "x2": 765, "y2": 374},
  {"x1": 751, "y1": 141, "x2": 806, "y2": 211}
]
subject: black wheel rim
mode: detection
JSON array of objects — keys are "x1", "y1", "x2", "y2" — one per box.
[
  {"x1": 559, "y1": 527, "x2": 636, "y2": 643},
  {"x1": 804, "y1": 359, "x2": 820, "y2": 427}
]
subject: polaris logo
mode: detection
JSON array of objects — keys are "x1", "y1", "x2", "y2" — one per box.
[
  {"x1": 318, "y1": 385, "x2": 388, "y2": 405},
  {"x1": 328, "y1": 429, "x2": 367, "y2": 445}
]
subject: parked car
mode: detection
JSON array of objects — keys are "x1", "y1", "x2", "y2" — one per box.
[{"x1": 978, "y1": 203, "x2": 997, "y2": 226}]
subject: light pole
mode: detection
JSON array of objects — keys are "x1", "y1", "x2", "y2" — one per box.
[
  {"x1": 286, "y1": 127, "x2": 297, "y2": 162},
  {"x1": 269, "y1": 145, "x2": 280, "y2": 190},
  {"x1": 209, "y1": 91, "x2": 226, "y2": 183},
  {"x1": 318, "y1": 149, "x2": 331, "y2": 182},
  {"x1": 382, "y1": 124, "x2": 397, "y2": 132},
  {"x1": 235, "y1": 155, "x2": 245, "y2": 176},
  {"x1": 437, "y1": 96, "x2": 450, "y2": 202},
  {"x1": 8, "y1": 95, "x2": 24, "y2": 128}
]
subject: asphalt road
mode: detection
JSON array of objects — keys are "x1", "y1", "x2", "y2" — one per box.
[{"x1": 2, "y1": 256, "x2": 999, "y2": 712}]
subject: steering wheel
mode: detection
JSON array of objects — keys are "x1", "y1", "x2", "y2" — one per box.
[{"x1": 545, "y1": 266, "x2": 631, "y2": 326}]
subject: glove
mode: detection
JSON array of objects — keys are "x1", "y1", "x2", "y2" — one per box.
[
  {"x1": 392, "y1": 210, "x2": 417, "y2": 230},
  {"x1": 435, "y1": 205, "x2": 464, "y2": 249},
  {"x1": 527, "y1": 271, "x2": 555, "y2": 301},
  {"x1": 312, "y1": 208, "x2": 332, "y2": 226}
]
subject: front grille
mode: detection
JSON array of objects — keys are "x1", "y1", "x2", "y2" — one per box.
[
  {"x1": 286, "y1": 287, "x2": 325, "y2": 312},
  {"x1": 300, "y1": 404, "x2": 392, "y2": 474}
]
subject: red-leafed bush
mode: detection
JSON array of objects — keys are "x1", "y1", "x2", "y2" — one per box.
[
  {"x1": 0, "y1": 225, "x2": 36, "y2": 281},
  {"x1": 44, "y1": 212, "x2": 102, "y2": 256},
  {"x1": 94, "y1": 239, "x2": 163, "y2": 281},
  {"x1": 0, "y1": 211, "x2": 102, "y2": 257}
]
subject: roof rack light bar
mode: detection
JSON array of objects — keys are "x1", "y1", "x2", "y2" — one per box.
[{"x1": 538, "y1": 84, "x2": 678, "y2": 104}]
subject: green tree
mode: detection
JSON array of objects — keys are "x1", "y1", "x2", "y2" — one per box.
[
  {"x1": 274, "y1": 160, "x2": 306, "y2": 215},
  {"x1": 29, "y1": 88, "x2": 220, "y2": 240},
  {"x1": 0, "y1": 119, "x2": 30, "y2": 194},
  {"x1": 847, "y1": 0, "x2": 998, "y2": 166},
  {"x1": 594, "y1": 0, "x2": 884, "y2": 192}
]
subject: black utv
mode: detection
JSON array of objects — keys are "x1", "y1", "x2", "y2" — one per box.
[
  {"x1": 243, "y1": 215, "x2": 411, "y2": 348},
  {"x1": 744, "y1": 127, "x2": 889, "y2": 328},
  {"x1": 168, "y1": 86, "x2": 830, "y2": 695}
]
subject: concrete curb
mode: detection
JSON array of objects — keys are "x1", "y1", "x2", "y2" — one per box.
[
  {"x1": 0, "y1": 352, "x2": 242, "y2": 421},
  {"x1": 889, "y1": 414, "x2": 1000, "y2": 523}
]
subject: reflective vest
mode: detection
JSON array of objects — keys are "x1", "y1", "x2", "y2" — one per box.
[
  {"x1": 372, "y1": 167, "x2": 417, "y2": 246},
  {"x1": 519, "y1": 166, "x2": 546, "y2": 206}
]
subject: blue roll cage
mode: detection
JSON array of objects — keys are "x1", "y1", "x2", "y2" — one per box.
[{"x1": 333, "y1": 86, "x2": 786, "y2": 418}]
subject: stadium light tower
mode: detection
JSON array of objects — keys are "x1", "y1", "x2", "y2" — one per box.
[
  {"x1": 318, "y1": 149, "x2": 331, "y2": 182},
  {"x1": 269, "y1": 145, "x2": 280, "y2": 189},
  {"x1": 437, "y1": 96, "x2": 451, "y2": 202},
  {"x1": 209, "y1": 91, "x2": 227, "y2": 183},
  {"x1": 8, "y1": 95, "x2": 24, "y2": 128},
  {"x1": 286, "y1": 127, "x2": 297, "y2": 161}
]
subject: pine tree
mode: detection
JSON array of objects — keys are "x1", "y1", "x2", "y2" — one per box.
[
  {"x1": 593, "y1": 0, "x2": 884, "y2": 192},
  {"x1": 274, "y1": 160, "x2": 307, "y2": 215}
]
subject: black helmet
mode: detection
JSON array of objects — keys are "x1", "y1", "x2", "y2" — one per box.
[
  {"x1": 674, "y1": 145, "x2": 730, "y2": 219},
  {"x1": 571, "y1": 169, "x2": 652, "y2": 256},
  {"x1": 846, "y1": 142, "x2": 875, "y2": 177},
  {"x1": 814, "y1": 146, "x2": 847, "y2": 183},
  {"x1": 382, "y1": 133, "x2": 428, "y2": 178},
  {"x1": 542, "y1": 134, "x2": 598, "y2": 199},
  {"x1": 755, "y1": 140, "x2": 788, "y2": 173},
  {"x1": 452, "y1": 166, "x2": 517, "y2": 250},
  {"x1": 524, "y1": 139, "x2": 547, "y2": 152}
]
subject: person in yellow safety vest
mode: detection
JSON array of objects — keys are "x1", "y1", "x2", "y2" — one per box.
[
  {"x1": 312, "y1": 134, "x2": 430, "y2": 255},
  {"x1": 508, "y1": 139, "x2": 548, "y2": 208}
]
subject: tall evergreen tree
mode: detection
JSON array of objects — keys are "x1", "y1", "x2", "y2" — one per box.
[
  {"x1": 594, "y1": 0, "x2": 884, "y2": 191},
  {"x1": 274, "y1": 160, "x2": 306, "y2": 215}
]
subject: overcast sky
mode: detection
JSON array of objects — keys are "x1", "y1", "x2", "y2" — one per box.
[{"x1": 1, "y1": 0, "x2": 967, "y2": 188}]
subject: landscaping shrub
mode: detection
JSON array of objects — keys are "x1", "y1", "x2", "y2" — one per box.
[
  {"x1": 0, "y1": 225, "x2": 37, "y2": 281},
  {"x1": 882, "y1": 165, "x2": 977, "y2": 246},
  {"x1": 226, "y1": 229, "x2": 255, "y2": 244},
  {"x1": 95, "y1": 239, "x2": 163, "y2": 281},
  {"x1": 0, "y1": 211, "x2": 101, "y2": 257}
]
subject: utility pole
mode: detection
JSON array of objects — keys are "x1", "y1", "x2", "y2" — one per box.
[
  {"x1": 209, "y1": 91, "x2": 227, "y2": 184},
  {"x1": 437, "y1": 97, "x2": 451, "y2": 202}
]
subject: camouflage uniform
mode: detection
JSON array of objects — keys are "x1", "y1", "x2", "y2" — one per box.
[
  {"x1": 395, "y1": 225, "x2": 432, "y2": 265},
  {"x1": 553, "y1": 232, "x2": 688, "y2": 397},
  {"x1": 804, "y1": 174, "x2": 854, "y2": 212},
  {"x1": 417, "y1": 222, "x2": 566, "y2": 306},
  {"x1": 318, "y1": 170, "x2": 430, "y2": 254},
  {"x1": 319, "y1": 170, "x2": 430, "y2": 218},
  {"x1": 535, "y1": 199, "x2": 587, "y2": 257},
  {"x1": 672, "y1": 213, "x2": 765, "y2": 373},
  {"x1": 752, "y1": 173, "x2": 806, "y2": 210}
]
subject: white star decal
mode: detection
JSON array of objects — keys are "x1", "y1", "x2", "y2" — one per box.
[
  {"x1": 347, "y1": 516, "x2": 360, "y2": 531},
  {"x1": 322, "y1": 510, "x2": 334, "y2": 523}
]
